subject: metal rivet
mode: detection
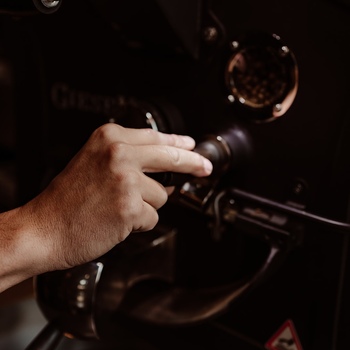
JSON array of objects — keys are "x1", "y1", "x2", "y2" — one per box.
[
  {"x1": 280, "y1": 46, "x2": 290, "y2": 57},
  {"x1": 227, "y1": 95, "x2": 235, "y2": 103},
  {"x1": 273, "y1": 103, "x2": 282, "y2": 112},
  {"x1": 203, "y1": 27, "x2": 218, "y2": 43},
  {"x1": 230, "y1": 41, "x2": 239, "y2": 50},
  {"x1": 293, "y1": 181, "x2": 307, "y2": 195}
]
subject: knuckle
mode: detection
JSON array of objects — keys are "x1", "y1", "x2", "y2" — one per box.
[
  {"x1": 156, "y1": 187, "x2": 168, "y2": 209},
  {"x1": 93, "y1": 123, "x2": 122, "y2": 141},
  {"x1": 144, "y1": 211, "x2": 159, "y2": 231},
  {"x1": 166, "y1": 147, "x2": 181, "y2": 165},
  {"x1": 118, "y1": 195, "x2": 141, "y2": 223},
  {"x1": 114, "y1": 168, "x2": 139, "y2": 189},
  {"x1": 150, "y1": 214, "x2": 159, "y2": 230},
  {"x1": 166, "y1": 133, "x2": 178, "y2": 146},
  {"x1": 108, "y1": 142, "x2": 129, "y2": 163}
]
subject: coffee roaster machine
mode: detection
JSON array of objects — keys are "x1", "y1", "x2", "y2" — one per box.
[{"x1": 1, "y1": 0, "x2": 350, "y2": 349}]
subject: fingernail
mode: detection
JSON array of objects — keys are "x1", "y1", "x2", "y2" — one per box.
[{"x1": 203, "y1": 158, "x2": 213, "y2": 174}]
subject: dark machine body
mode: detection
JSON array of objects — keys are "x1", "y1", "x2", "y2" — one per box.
[{"x1": 1, "y1": 0, "x2": 350, "y2": 349}]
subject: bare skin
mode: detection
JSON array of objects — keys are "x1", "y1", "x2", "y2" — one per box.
[{"x1": 0, "y1": 123, "x2": 212, "y2": 292}]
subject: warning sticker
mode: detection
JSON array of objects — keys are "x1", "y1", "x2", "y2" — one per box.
[{"x1": 265, "y1": 319, "x2": 303, "y2": 350}]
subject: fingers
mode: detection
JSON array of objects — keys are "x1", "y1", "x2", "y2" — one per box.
[
  {"x1": 92, "y1": 124, "x2": 213, "y2": 177},
  {"x1": 131, "y1": 143, "x2": 213, "y2": 177},
  {"x1": 114, "y1": 171, "x2": 165, "y2": 232},
  {"x1": 139, "y1": 173, "x2": 169, "y2": 209},
  {"x1": 94, "y1": 123, "x2": 196, "y2": 150},
  {"x1": 132, "y1": 202, "x2": 159, "y2": 232}
]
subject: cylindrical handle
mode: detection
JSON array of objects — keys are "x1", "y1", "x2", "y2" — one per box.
[{"x1": 147, "y1": 125, "x2": 253, "y2": 187}]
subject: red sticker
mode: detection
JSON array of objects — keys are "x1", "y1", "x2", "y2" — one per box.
[{"x1": 265, "y1": 319, "x2": 303, "y2": 350}]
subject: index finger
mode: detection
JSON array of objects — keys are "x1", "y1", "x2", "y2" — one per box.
[{"x1": 134, "y1": 144, "x2": 213, "y2": 177}]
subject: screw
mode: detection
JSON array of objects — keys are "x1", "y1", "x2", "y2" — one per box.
[
  {"x1": 279, "y1": 46, "x2": 290, "y2": 57},
  {"x1": 203, "y1": 27, "x2": 218, "y2": 43},
  {"x1": 238, "y1": 97, "x2": 246, "y2": 104},
  {"x1": 293, "y1": 182, "x2": 304, "y2": 194},
  {"x1": 292, "y1": 179, "x2": 308, "y2": 197},
  {"x1": 227, "y1": 95, "x2": 235, "y2": 103},
  {"x1": 273, "y1": 103, "x2": 282, "y2": 112},
  {"x1": 230, "y1": 41, "x2": 239, "y2": 50}
]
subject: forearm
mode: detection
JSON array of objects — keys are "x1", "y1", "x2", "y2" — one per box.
[{"x1": 0, "y1": 207, "x2": 51, "y2": 292}]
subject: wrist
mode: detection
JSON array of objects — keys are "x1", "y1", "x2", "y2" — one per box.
[{"x1": 0, "y1": 206, "x2": 54, "y2": 292}]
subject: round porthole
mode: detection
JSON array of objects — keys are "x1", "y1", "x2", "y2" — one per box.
[{"x1": 225, "y1": 32, "x2": 298, "y2": 122}]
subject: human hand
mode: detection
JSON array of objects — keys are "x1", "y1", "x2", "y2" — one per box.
[{"x1": 16, "y1": 123, "x2": 212, "y2": 274}]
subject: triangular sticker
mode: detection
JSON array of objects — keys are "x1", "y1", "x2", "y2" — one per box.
[{"x1": 265, "y1": 319, "x2": 303, "y2": 350}]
